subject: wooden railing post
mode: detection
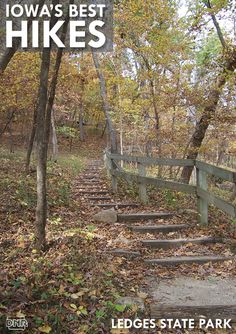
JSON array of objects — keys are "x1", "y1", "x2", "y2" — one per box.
[
  {"x1": 111, "y1": 159, "x2": 118, "y2": 193},
  {"x1": 105, "y1": 150, "x2": 117, "y2": 193},
  {"x1": 138, "y1": 162, "x2": 148, "y2": 204},
  {"x1": 197, "y1": 167, "x2": 208, "y2": 225},
  {"x1": 104, "y1": 150, "x2": 111, "y2": 177}
]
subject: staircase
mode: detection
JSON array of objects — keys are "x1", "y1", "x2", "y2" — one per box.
[
  {"x1": 77, "y1": 160, "x2": 234, "y2": 266},
  {"x1": 76, "y1": 159, "x2": 236, "y2": 321}
]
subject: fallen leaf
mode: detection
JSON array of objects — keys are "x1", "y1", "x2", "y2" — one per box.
[
  {"x1": 16, "y1": 311, "x2": 26, "y2": 318},
  {"x1": 38, "y1": 324, "x2": 52, "y2": 333},
  {"x1": 71, "y1": 293, "x2": 79, "y2": 299},
  {"x1": 111, "y1": 329, "x2": 129, "y2": 334},
  {"x1": 137, "y1": 291, "x2": 148, "y2": 299},
  {"x1": 70, "y1": 303, "x2": 77, "y2": 310},
  {"x1": 58, "y1": 285, "x2": 65, "y2": 294}
]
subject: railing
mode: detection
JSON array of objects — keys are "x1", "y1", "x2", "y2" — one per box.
[{"x1": 104, "y1": 150, "x2": 236, "y2": 225}]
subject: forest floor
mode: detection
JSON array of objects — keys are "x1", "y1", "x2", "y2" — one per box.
[{"x1": 0, "y1": 135, "x2": 235, "y2": 334}]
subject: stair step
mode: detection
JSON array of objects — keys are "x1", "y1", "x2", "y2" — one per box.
[
  {"x1": 82, "y1": 177, "x2": 100, "y2": 180},
  {"x1": 85, "y1": 168, "x2": 102, "y2": 170},
  {"x1": 145, "y1": 256, "x2": 233, "y2": 266},
  {"x1": 80, "y1": 181, "x2": 101, "y2": 185},
  {"x1": 85, "y1": 170, "x2": 102, "y2": 173},
  {"x1": 132, "y1": 224, "x2": 188, "y2": 234},
  {"x1": 79, "y1": 190, "x2": 109, "y2": 195},
  {"x1": 91, "y1": 203, "x2": 139, "y2": 208},
  {"x1": 141, "y1": 237, "x2": 223, "y2": 249},
  {"x1": 118, "y1": 212, "x2": 174, "y2": 222},
  {"x1": 151, "y1": 304, "x2": 236, "y2": 321},
  {"x1": 83, "y1": 176, "x2": 100, "y2": 180},
  {"x1": 78, "y1": 187, "x2": 107, "y2": 191},
  {"x1": 87, "y1": 196, "x2": 112, "y2": 201}
]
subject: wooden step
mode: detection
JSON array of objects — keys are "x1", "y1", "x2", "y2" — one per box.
[
  {"x1": 83, "y1": 172, "x2": 100, "y2": 175},
  {"x1": 151, "y1": 304, "x2": 236, "y2": 321},
  {"x1": 91, "y1": 203, "x2": 139, "y2": 208},
  {"x1": 82, "y1": 176, "x2": 100, "y2": 180},
  {"x1": 145, "y1": 256, "x2": 233, "y2": 266},
  {"x1": 87, "y1": 196, "x2": 112, "y2": 201},
  {"x1": 85, "y1": 167, "x2": 102, "y2": 170},
  {"x1": 78, "y1": 176, "x2": 99, "y2": 179},
  {"x1": 78, "y1": 187, "x2": 107, "y2": 191},
  {"x1": 141, "y1": 237, "x2": 223, "y2": 250},
  {"x1": 80, "y1": 181, "x2": 101, "y2": 185},
  {"x1": 132, "y1": 224, "x2": 188, "y2": 234},
  {"x1": 118, "y1": 212, "x2": 174, "y2": 222},
  {"x1": 82, "y1": 176, "x2": 100, "y2": 179},
  {"x1": 79, "y1": 190, "x2": 109, "y2": 195},
  {"x1": 78, "y1": 187, "x2": 108, "y2": 194}
]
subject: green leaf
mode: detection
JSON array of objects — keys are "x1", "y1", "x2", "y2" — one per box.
[{"x1": 115, "y1": 304, "x2": 126, "y2": 312}]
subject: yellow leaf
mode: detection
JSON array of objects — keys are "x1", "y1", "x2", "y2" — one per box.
[
  {"x1": 58, "y1": 285, "x2": 65, "y2": 294},
  {"x1": 16, "y1": 310, "x2": 25, "y2": 317},
  {"x1": 32, "y1": 249, "x2": 37, "y2": 254},
  {"x1": 38, "y1": 325, "x2": 52, "y2": 333},
  {"x1": 70, "y1": 303, "x2": 77, "y2": 310}
]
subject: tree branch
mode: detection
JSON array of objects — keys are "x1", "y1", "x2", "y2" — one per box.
[{"x1": 204, "y1": 0, "x2": 226, "y2": 49}]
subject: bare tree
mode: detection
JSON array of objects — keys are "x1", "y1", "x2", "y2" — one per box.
[
  {"x1": 35, "y1": 0, "x2": 72, "y2": 250},
  {"x1": 92, "y1": 52, "x2": 117, "y2": 153},
  {"x1": 51, "y1": 108, "x2": 58, "y2": 161},
  {"x1": 181, "y1": 1, "x2": 236, "y2": 183},
  {"x1": 35, "y1": 47, "x2": 52, "y2": 250}
]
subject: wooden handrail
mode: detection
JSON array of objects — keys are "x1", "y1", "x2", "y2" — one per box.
[
  {"x1": 104, "y1": 150, "x2": 236, "y2": 224},
  {"x1": 109, "y1": 152, "x2": 195, "y2": 167}
]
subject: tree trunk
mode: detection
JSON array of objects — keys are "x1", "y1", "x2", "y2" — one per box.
[
  {"x1": 181, "y1": 3, "x2": 236, "y2": 183},
  {"x1": 79, "y1": 77, "x2": 85, "y2": 142},
  {"x1": 45, "y1": 0, "x2": 72, "y2": 144},
  {"x1": 35, "y1": 48, "x2": 51, "y2": 250},
  {"x1": 0, "y1": 0, "x2": 45, "y2": 74},
  {"x1": 92, "y1": 52, "x2": 117, "y2": 153},
  {"x1": 8, "y1": 124, "x2": 14, "y2": 153},
  {"x1": 25, "y1": 103, "x2": 38, "y2": 173},
  {"x1": 181, "y1": 50, "x2": 236, "y2": 183},
  {"x1": 35, "y1": 0, "x2": 67, "y2": 250},
  {"x1": 79, "y1": 103, "x2": 85, "y2": 141},
  {"x1": 0, "y1": 109, "x2": 14, "y2": 139},
  {"x1": 78, "y1": 54, "x2": 85, "y2": 141},
  {"x1": 51, "y1": 109, "x2": 58, "y2": 161}
]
